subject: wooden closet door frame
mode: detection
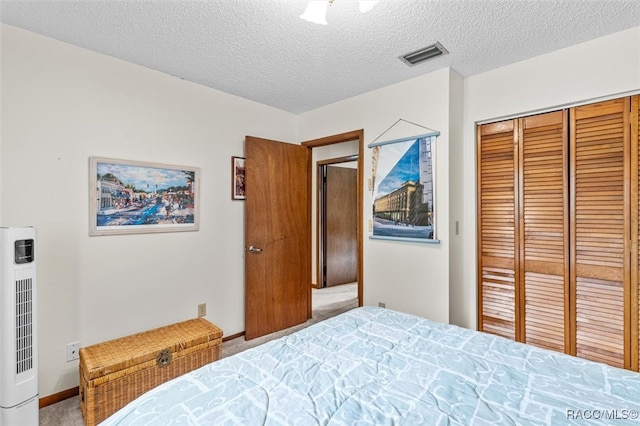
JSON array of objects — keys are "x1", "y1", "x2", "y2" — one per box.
[
  {"x1": 568, "y1": 110, "x2": 576, "y2": 357},
  {"x1": 562, "y1": 111, "x2": 572, "y2": 355},
  {"x1": 624, "y1": 97, "x2": 632, "y2": 370},
  {"x1": 514, "y1": 119, "x2": 523, "y2": 342},
  {"x1": 632, "y1": 95, "x2": 639, "y2": 371},
  {"x1": 517, "y1": 119, "x2": 524, "y2": 343},
  {"x1": 476, "y1": 125, "x2": 483, "y2": 332}
]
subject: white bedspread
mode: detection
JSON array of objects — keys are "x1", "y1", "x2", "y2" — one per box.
[{"x1": 101, "y1": 307, "x2": 640, "y2": 425}]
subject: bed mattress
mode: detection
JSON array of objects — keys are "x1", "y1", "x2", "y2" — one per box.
[{"x1": 101, "y1": 307, "x2": 640, "y2": 425}]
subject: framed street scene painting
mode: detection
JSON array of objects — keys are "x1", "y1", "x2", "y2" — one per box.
[{"x1": 89, "y1": 157, "x2": 200, "y2": 236}]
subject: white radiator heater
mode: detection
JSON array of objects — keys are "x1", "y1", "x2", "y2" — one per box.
[{"x1": 0, "y1": 227, "x2": 38, "y2": 426}]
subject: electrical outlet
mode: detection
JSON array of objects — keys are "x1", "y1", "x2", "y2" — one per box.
[
  {"x1": 455, "y1": 220, "x2": 460, "y2": 235},
  {"x1": 378, "y1": 302, "x2": 386, "y2": 308},
  {"x1": 198, "y1": 303, "x2": 206, "y2": 317},
  {"x1": 66, "y1": 341, "x2": 80, "y2": 362}
]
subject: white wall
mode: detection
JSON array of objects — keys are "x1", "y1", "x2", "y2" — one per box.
[
  {"x1": 0, "y1": 25, "x2": 297, "y2": 397},
  {"x1": 299, "y1": 68, "x2": 453, "y2": 324},
  {"x1": 458, "y1": 26, "x2": 640, "y2": 330},
  {"x1": 447, "y1": 69, "x2": 465, "y2": 327}
]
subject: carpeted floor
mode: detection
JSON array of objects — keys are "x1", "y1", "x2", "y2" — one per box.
[{"x1": 39, "y1": 283, "x2": 358, "y2": 425}]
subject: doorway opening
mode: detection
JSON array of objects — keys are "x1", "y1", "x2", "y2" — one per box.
[
  {"x1": 302, "y1": 130, "x2": 364, "y2": 322},
  {"x1": 313, "y1": 157, "x2": 358, "y2": 319}
]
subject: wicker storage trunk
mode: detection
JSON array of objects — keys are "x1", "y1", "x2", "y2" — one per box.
[{"x1": 79, "y1": 318, "x2": 222, "y2": 426}]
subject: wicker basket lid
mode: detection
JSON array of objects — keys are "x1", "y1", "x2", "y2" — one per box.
[{"x1": 79, "y1": 318, "x2": 222, "y2": 380}]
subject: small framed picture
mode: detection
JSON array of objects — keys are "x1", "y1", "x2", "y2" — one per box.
[{"x1": 232, "y1": 156, "x2": 245, "y2": 200}]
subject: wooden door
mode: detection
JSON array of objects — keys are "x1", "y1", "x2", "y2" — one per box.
[
  {"x1": 477, "y1": 120, "x2": 519, "y2": 340},
  {"x1": 570, "y1": 98, "x2": 630, "y2": 368},
  {"x1": 519, "y1": 111, "x2": 569, "y2": 353},
  {"x1": 324, "y1": 165, "x2": 357, "y2": 287},
  {"x1": 244, "y1": 136, "x2": 311, "y2": 340}
]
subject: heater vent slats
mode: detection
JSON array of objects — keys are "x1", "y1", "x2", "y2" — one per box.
[
  {"x1": 400, "y1": 42, "x2": 448, "y2": 66},
  {"x1": 16, "y1": 277, "x2": 34, "y2": 374}
]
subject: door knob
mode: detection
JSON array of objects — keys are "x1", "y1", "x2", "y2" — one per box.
[{"x1": 248, "y1": 245, "x2": 263, "y2": 253}]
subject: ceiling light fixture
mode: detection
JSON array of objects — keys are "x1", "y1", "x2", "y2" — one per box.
[
  {"x1": 400, "y1": 42, "x2": 449, "y2": 66},
  {"x1": 358, "y1": 1, "x2": 379, "y2": 13},
  {"x1": 300, "y1": 0, "x2": 379, "y2": 25},
  {"x1": 300, "y1": 0, "x2": 333, "y2": 25}
]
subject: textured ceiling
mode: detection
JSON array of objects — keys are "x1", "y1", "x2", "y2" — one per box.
[{"x1": 1, "y1": 0, "x2": 639, "y2": 113}]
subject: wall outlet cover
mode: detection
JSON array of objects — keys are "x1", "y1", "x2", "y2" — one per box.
[{"x1": 66, "y1": 341, "x2": 80, "y2": 362}]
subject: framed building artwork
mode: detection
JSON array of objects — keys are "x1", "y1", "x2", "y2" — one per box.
[
  {"x1": 89, "y1": 157, "x2": 200, "y2": 236},
  {"x1": 232, "y1": 156, "x2": 245, "y2": 200},
  {"x1": 369, "y1": 132, "x2": 439, "y2": 243}
]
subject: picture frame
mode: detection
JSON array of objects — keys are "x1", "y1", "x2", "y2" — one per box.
[
  {"x1": 369, "y1": 132, "x2": 439, "y2": 243},
  {"x1": 232, "y1": 156, "x2": 246, "y2": 200},
  {"x1": 89, "y1": 157, "x2": 200, "y2": 236}
]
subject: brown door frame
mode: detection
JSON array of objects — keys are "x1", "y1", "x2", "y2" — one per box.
[
  {"x1": 302, "y1": 130, "x2": 365, "y2": 318},
  {"x1": 317, "y1": 155, "x2": 359, "y2": 289}
]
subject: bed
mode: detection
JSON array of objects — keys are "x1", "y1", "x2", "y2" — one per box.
[{"x1": 100, "y1": 306, "x2": 640, "y2": 425}]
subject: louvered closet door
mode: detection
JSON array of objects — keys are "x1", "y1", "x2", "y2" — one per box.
[
  {"x1": 519, "y1": 111, "x2": 569, "y2": 353},
  {"x1": 477, "y1": 120, "x2": 519, "y2": 340},
  {"x1": 570, "y1": 98, "x2": 630, "y2": 369},
  {"x1": 632, "y1": 95, "x2": 640, "y2": 372}
]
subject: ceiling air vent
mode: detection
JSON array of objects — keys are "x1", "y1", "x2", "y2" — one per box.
[{"x1": 400, "y1": 42, "x2": 448, "y2": 66}]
